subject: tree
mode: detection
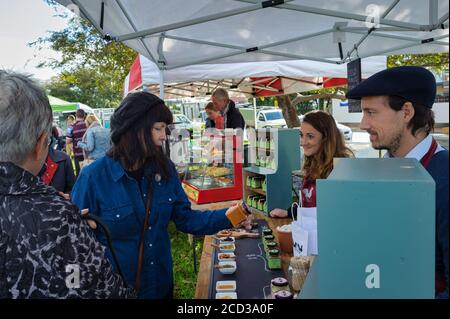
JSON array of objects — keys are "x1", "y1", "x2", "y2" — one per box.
[
  {"x1": 388, "y1": 53, "x2": 449, "y2": 74},
  {"x1": 250, "y1": 53, "x2": 448, "y2": 127},
  {"x1": 30, "y1": 2, "x2": 136, "y2": 108}
]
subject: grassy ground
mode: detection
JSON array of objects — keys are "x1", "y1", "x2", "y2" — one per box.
[{"x1": 168, "y1": 221, "x2": 204, "y2": 299}]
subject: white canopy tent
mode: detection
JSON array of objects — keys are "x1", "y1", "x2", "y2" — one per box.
[
  {"x1": 55, "y1": 0, "x2": 448, "y2": 98},
  {"x1": 123, "y1": 54, "x2": 387, "y2": 98}
]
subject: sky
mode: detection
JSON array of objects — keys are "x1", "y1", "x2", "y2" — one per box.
[{"x1": 0, "y1": 0, "x2": 71, "y2": 82}]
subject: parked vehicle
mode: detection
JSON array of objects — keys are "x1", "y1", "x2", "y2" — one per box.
[
  {"x1": 240, "y1": 107, "x2": 287, "y2": 128},
  {"x1": 171, "y1": 113, "x2": 193, "y2": 131},
  {"x1": 298, "y1": 115, "x2": 353, "y2": 141}
]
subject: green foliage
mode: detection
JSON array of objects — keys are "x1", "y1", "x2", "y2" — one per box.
[
  {"x1": 247, "y1": 87, "x2": 341, "y2": 115},
  {"x1": 168, "y1": 222, "x2": 203, "y2": 299},
  {"x1": 30, "y1": 7, "x2": 136, "y2": 108},
  {"x1": 388, "y1": 53, "x2": 449, "y2": 73}
]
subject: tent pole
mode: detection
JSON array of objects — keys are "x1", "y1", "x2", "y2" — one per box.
[
  {"x1": 352, "y1": 34, "x2": 449, "y2": 60},
  {"x1": 159, "y1": 67, "x2": 165, "y2": 100},
  {"x1": 344, "y1": 0, "x2": 400, "y2": 61},
  {"x1": 430, "y1": 0, "x2": 439, "y2": 26},
  {"x1": 113, "y1": 0, "x2": 158, "y2": 64},
  {"x1": 253, "y1": 97, "x2": 257, "y2": 130},
  {"x1": 117, "y1": 4, "x2": 264, "y2": 41}
]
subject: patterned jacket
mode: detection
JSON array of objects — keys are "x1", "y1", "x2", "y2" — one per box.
[{"x1": 0, "y1": 162, "x2": 134, "y2": 298}]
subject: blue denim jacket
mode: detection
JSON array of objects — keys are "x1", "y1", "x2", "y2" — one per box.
[
  {"x1": 77, "y1": 123, "x2": 111, "y2": 160},
  {"x1": 71, "y1": 156, "x2": 231, "y2": 299}
]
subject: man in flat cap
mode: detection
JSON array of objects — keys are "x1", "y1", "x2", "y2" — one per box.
[{"x1": 347, "y1": 66, "x2": 448, "y2": 299}]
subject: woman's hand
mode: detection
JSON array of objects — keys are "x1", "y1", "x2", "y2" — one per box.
[
  {"x1": 269, "y1": 208, "x2": 288, "y2": 218},
  {"x1": 81, "y1": 208, "x2": 97, "y2": 230},
  {"x1": 239, "y1": 214, "x2": 253, "y2": 231},
  {"x1": 58, "y1": 192, "x2": 70, "y2": 201}
]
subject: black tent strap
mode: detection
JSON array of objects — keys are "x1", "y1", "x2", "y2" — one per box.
[
  {"x1": 262, "y1": 0, "x2": 285, "y2": 8},
  {"x1": 100, "y1": 1, "x2": 105, "y2": 29},
  {"x1": 422, "y1": 37, "x2": 435, "y2": 44}
]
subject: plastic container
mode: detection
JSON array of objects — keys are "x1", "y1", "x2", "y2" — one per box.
[{"x1": 225, "y1": 202, "x2": 251, "y2": 228}]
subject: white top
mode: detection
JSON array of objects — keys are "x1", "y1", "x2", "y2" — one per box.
[{"x1": 385, "y1": 134, "x2": 445, "y2": 160}]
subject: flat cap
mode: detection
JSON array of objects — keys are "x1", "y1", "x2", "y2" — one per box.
[{"x1": 346, "y1": 66, "x2": 436, "y2": 108}]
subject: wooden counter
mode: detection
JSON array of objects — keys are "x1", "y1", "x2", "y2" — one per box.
[{"x1": 194, "y1": 209, "x2": 293, "y2": 299}]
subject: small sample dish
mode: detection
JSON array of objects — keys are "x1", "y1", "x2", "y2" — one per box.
[
  {"x1": 216, "y1": 292, "x2": 237, "y2": 299},
  {"x1": 218, "y1": 261, "x2": 237, "y2": 275},
  {"x1": 219, "y1": 236, "x2": 235, "y2": 243},
  {"x1": 216, "y1": 280, "x2": 236, "y2": 292},
  {"x1": 219, "y1": 243, "x2": 236, "y2": 252},
  {"x1": 218, "y1": 252, "x2": 236, "y2": 261}
]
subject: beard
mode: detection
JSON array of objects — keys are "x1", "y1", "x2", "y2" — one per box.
[{"x1": 372, "y1": 130, "x2": 402, "y2": 154}]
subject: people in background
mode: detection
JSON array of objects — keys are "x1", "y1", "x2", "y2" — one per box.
[
  {"x1": 66, "y1": 109, "x2": 87, "y2": 176},
  {"x1": 0, "y1": 70, "x2": 133, "y2": 298},
  {"x1": 211, "y1": 88, "x2": 245, "y2": 129},
  {"x1": 270, "y1": 110, "x2": 354, "y2": 217},
  {"x1": 347, "y1": 66, "x2": 449, "y2": 299},
  {"x1": 65, "y1": 115, "x2": 76, "y2": 157},
  {"x1": 78, "y1": 114, "x2": 111, "y2": 160},
  {"x1": 204, "y1": 102, "x2": 224, "y2": 129},
  {"x1": 71, "y1": 92, "x2": 245, "y2": 299},
  {"x1": 38, "y1": 147, "x2": 75, "y2": 194}
]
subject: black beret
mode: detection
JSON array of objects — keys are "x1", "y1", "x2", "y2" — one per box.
[
  {"x1": 110, "y1": 92, "x2": 165, "y2": 144},
  {"x1": 346, "y1": 66, "x2": 437, "y2": 108}
]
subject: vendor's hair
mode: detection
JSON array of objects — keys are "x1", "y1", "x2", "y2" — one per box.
[
  {"x1": 387, "y1": 95, "x2": 434, "y2": 136},
  {"x1": 205, "y1": 102, "x2": 218, "y2": 111},
  {"x1": 301, "y1": 110, "x2": 354, "y2": 180},
  {"x1": 212, "y1": 88, "x2": 229, "y2": 101},
  {"x1": 0, "y1": 70, "x2": 52, "y2": 164},
  {"x1": 107, "y1": 93, "x2": 173, "y2": 180}
]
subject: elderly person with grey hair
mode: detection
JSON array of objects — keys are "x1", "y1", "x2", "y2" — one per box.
[
  {"x1": 0, "y1": 70, "x2": 134, "y2": 299},
  {"x1": 211, "y1": 88, "x2": 245, "y2": 129}
]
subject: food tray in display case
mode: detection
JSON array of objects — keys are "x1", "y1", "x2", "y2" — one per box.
[{"x1": 182, "y1": 132, "x2": 243, "y2": 204}]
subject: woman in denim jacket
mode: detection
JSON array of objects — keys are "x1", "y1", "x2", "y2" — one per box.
[
  {"x1": 71, "y1": 92, "x2": 242, "y2": 299},
  {"x1": 77, "y1": 115, "x2": 111, "y2": 160}
]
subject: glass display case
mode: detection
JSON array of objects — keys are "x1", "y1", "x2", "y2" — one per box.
[{"x1": 181, "y1": 132, "x2": 243, "y2": 204}]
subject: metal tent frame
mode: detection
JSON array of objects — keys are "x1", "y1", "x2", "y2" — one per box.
[{"x1": 56, "y1": 0, "x2": 448, "y2": 98}]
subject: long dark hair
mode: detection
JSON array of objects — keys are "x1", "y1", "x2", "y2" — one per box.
[
  {"x1": 302, "y1": 110, "x2": 354, "y2": 179},
  {"x1": 107, "y1": 92, "x2": 173, "y2": 180}
]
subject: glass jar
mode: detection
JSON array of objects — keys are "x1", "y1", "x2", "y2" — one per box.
[
  {"x1": 257, "y1": 198, "x2": 265, "y2": 211},
  {"x1": 271, "y1": 277, "x2": 289, "y2": 295},
  {"x1": 225, "y1": 202, "x2": 251, "y2": 227},
  {"x1": 274, "y1": 290, "x2": 293, "y2": 299}
]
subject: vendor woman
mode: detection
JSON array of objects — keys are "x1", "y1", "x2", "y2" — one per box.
[
  {"x1": 270, "y1": 110, "x2": 354, "y2": 217},
  {"x1": 72, "y1": 92, "x2": 240, "y2": 299}
]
